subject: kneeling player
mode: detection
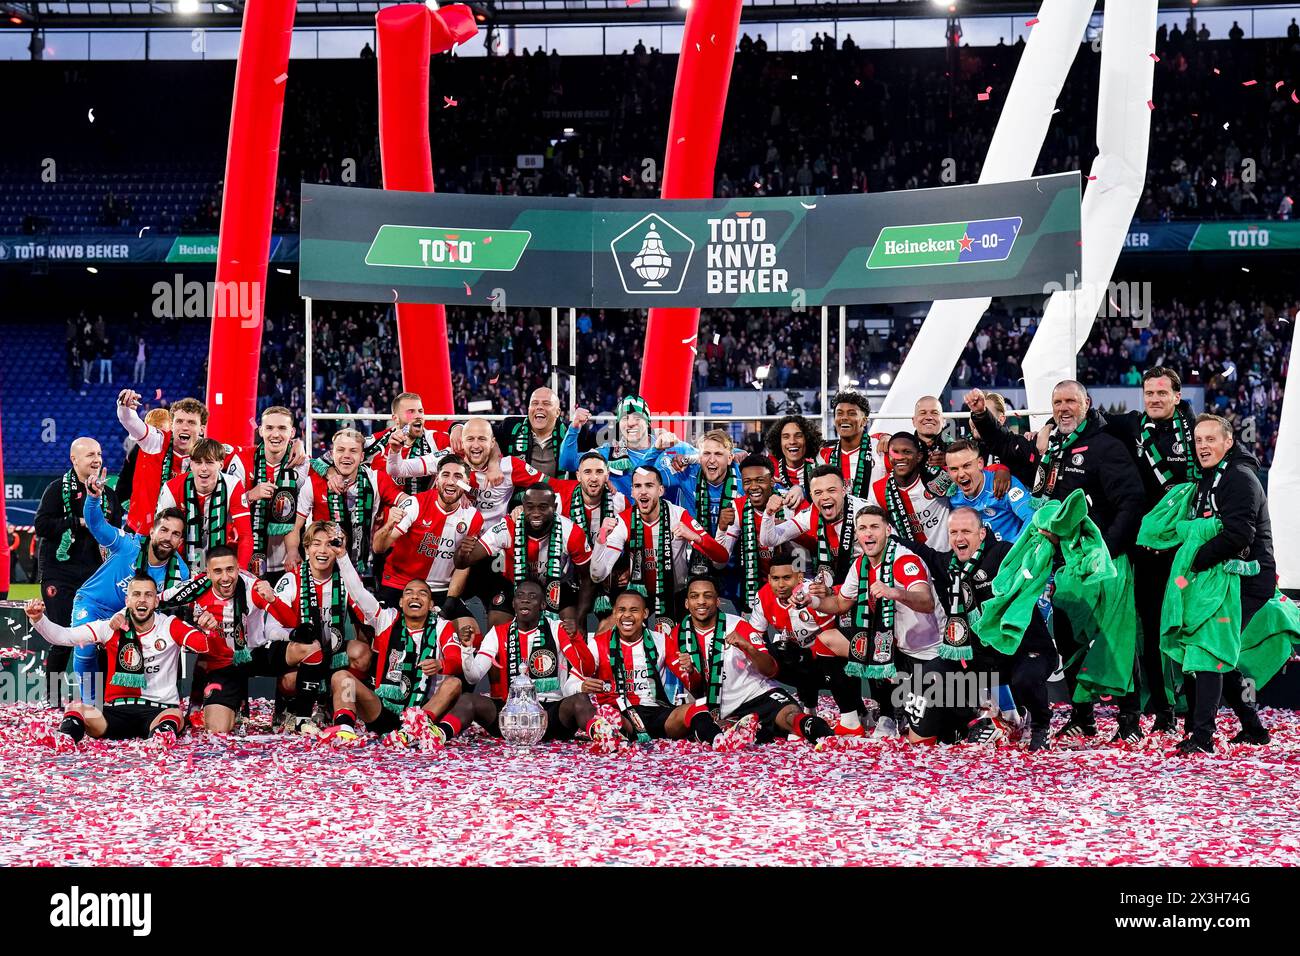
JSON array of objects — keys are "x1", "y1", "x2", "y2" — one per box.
[
  {"x1": 668, "y1": 575, "x2": 835, "y2": 748},
  {"x1": 27, "y1": 574, "x2": 209, "y2": 745},
  {"x1": 452, "y1": 579, "x2": 609, "y2": 743},
  {"x1": 328, "y1": 553, "x2": 464, "y2": 746}
]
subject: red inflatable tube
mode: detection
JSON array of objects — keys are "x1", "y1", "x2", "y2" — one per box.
[
  {"x1": 376, "y1": 4, "x2": 477, "y2": 422},
  {"x1": 639, "y1": 0, "x2": 744, "y2": 421},
  {"x1": 204, "y1": 0, "x2": 297, "y2": 446}
]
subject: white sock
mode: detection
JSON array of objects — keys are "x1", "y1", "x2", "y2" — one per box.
[{"x1": 839, "y1": 712, "x2": 861, "y2": 730}]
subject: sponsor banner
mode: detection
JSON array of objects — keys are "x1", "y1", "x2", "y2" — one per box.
[
  {"x1": 1121, "y1": 221, "x2": 1300, "y2": 252},
  {"x1": 299, "y1": 173, "x2": 1082, "y2": 308},
  {"x1": 0, "y1": 235, "x2": 296, "y2": 265}
]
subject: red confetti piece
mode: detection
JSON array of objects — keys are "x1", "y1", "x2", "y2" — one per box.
[
  {"x1": 463, "y1": 282, "x2": 471, "y2": 295},
  {"x1": 1025, "y1": 18, "x2": 1039, "y2": 27},
  {"x1": 155, "y1": 389, "x2": 163, "y2": 399},
  {"x1": 274, "y1": 73, "x2": 288, "y2": 85},
  {"x1": 1147, "y1": 100, "x2": 1156, "y2": 110},
  {"x1": 1243, "y1": 80, "x2": 1258, "y2": 87},
  {"x1": 482, "y1": 236, "x2": 492, "y2": 244},
  {"x1": 1175, "y1": 575, "x2": 1189, "y2": 589},
  {"x1": 1214, "y1": 68, "x2": 1221, "y2": 75},
  {"x1": 1087, "y1": 175, "x2": 1098, "y2": 181},
  {"x1": 1150, "y1": 53, "x2": 1160, "y2": 62},
  {"x1": 1276, "y1": 81, "x2": 1286, "y2": 90},
  {"x1": 977, "y1": 93, "x2": 990, "y2": 102},
  {"x1": 489, "y1": 375, "x2": 499, "y2": 385},
  {"x1": 443, "y1": 96, "x2": 458, "y2": 109},
  {"x1": 1293, "y1": 91, "x2": 1299, "y2": 105}
]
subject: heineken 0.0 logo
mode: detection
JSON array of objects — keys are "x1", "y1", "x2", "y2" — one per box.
[
  {"x1": 610, "y1": 214, "x2": 695, "y2": 294},
  {"x1": 364, "y1": 224, "x2": 531, "y2": 271},
  {"x1": 867, "y1": 217, "x2": 1022, "y2": 269}
]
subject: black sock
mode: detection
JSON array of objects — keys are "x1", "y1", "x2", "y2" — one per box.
[
  {"x1": 151, "y1": 717, "x2": 182, "y2": 738},
  {"x1": 59, "y1": 711, "x2": 86, "y2": 742},
  {"x1": 333, "y1": 708, "x2": 356, "y2": 728},
  {"x1": 689, "y1": 710, "x2": 723, "y2": 744},
  {"x1": 435, "y1": 713, "x2": 465, "y2": 740},
  {"x1": 794, "y1": 712, "x2": 834, "y2": 743}
]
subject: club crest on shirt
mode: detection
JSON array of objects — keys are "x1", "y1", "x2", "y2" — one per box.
[
  {"x1": 529, "y1": 647, "x2": 558, "y2": 678},
  {"x1": 974, "y1": 569, "x2": 988, "y2": 582},
  {"x1": 1172, "y1": 442, "x2": 1185, "y2": 455},
  {"x1": 1071, "y1": 453, "x2": 1084, "y2": 466},
  {"x1": 154, "y1": 638, "x2": 167, "y2": 651},
  {"x1": 456, "y1": 522, "x2": 467, "y2": 534}
]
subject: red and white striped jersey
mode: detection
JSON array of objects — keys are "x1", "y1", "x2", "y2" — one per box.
[
  {"x1": 586, "y1": 628, "x2": 672, "y2": 708},
  {"x1": 665, "y1": 612, "x2": 780, "y2": 718},
  {"x1": 550, "y1": 479, "x2": 628, "y2": 535},
  {"x1": 72, "y1": 613, "x2": 208, "y2": 706},
  {"x1": 366, "y1": 607, "x2": 461, "y2": 688},
  {"x1": 157, "y1": 472, "x2": 253, "y2": 568},
  {"x1": 387, "y1": 491, "x2": 484, "y2": 590},
  {"x1": 176, "y1": 570, "x2": 280, "y2": 669},
  {"x1": 870, "y1": 474, "x2": 952, "y2": 551},
  {"x1": 477, "y1": 618, "x2": 593, "y2": 702},
  {"x1": 839, "y1": 544, "x2": 946, "y2": 659},
  {"x1": 592, "y1": 502, "x2": 729, "y2": 589},
  {"x1": 735, "y1": 583, "x2": 837, "y2": 649},
  {"x1": 478, "y1": 514, "x2": 592, "y2": 581}
]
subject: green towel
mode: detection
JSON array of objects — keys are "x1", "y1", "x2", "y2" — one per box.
[
  {"x1": 1237, "y1": 591, "x2": 1300, "y2": 690},
  {"x1": 1136, "y1": 483, "x2": 1197, "y2": 551},
  {"x1": 1158, "y1": 517, "x2": 1240, "y2": 676},
  {"x1": 973, "y1": 489, "x2": 1138, "y2": 702}
]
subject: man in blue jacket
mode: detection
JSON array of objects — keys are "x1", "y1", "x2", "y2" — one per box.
[{"x1": 559, "y1": 395, "x2": 695, "y2": 498}]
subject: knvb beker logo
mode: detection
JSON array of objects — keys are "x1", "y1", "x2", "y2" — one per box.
[
  {"x1": 867, "y1": 217, "x2": 1022, "y2": 270},
  {"x1": 610, "y1": 214, "x2": 695, "y2": 295}
]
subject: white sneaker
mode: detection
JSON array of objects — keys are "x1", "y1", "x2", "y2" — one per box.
[{"x1": 872, "y1": 717, "x2": 899, "y2": 739}]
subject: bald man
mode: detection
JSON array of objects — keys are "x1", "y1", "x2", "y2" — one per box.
[
  {"x1": 912, "y1": 396, "x2": 949, "y2": 472},
  {"x1": 448, "y1": 387, "x2": 573, "y2": 480},
  {"x1": 34, "y1": 438, "x2": 123, "y2": 697}
]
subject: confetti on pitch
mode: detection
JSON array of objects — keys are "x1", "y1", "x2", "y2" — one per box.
[
  {"x1": 443, "y1": 96, "x2": 458, "y2": 109},
  {"x1": 5, "y1": 700, "x2": 1300, "y2": 866}
]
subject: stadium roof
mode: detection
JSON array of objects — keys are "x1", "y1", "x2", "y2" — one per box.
[{"x1": 1, "y1": 0, "x2": 1283, "y2": 29}]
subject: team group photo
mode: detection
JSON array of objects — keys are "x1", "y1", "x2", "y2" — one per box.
[{"x1": 1, "y1": 0, "x2": 1299, "y2": 889}]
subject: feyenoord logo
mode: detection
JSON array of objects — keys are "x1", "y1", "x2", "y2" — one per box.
[
  {"x1": 271, "y1": 489, "x2": 297, "y2": 522},
  {"x1": 154, "y1": 638, "x2": 167, "y2": 651},
  {"x1": 851, "y1": 632, "x2": 870, "y2": 660},
  {"x1": 119, "y1": 644, "x2": 142, "y2": 670},
  {"x1": 456, "y1": 521, "x2": 467, "y2": 534},
  {"x1": 529, "y1": 648, "x2": 557, "y2": 678},
  {"x1": 546, "y1": 580, "x2": 562, "y2": 610}
]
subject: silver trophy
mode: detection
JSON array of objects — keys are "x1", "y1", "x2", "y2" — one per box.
[{"x1": 498, "y1": 674, "x2": 548, "y2": 746}]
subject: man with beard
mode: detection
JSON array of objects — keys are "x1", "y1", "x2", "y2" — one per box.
[
  {"x1": 29, "y1": 574, "x2": 209, "y2": 747},
  {"x1": 367, "y1": 392, "x2": 448, "y2": 495},
  {"x1": 808, "y1": 507, "x2": 950, "y2": 744},
  {"x1": 656, "y1": 429, "x2": 742, "y2": 536},
  {"x1": 222, "y1": 406, "x2": 307, "y2": 581},
  {"x1": 870, "y1": 432, "x2": 952, "y2": 551},
  {"x1": 1175, "y1": 414, "x2": 1274, "y2": 754},
  {"x1": 759, "y1": 465, "x2": 868, "y2": 592},
  {"x1": 906, "y1": 508, "x2": 1055, "y2": 751},
  {"x1": 764, "y1": 414, "x2": 822, "y2": 499},
  {"x1": 460, "y1": 483, "x2": 596, "y2": 631},
  {"x1": 162, "y1": 545, "x2": 286, "y2": 733},
  {"x1": 73, "y1": 470, "x2": 190, "y2": 707},
  {"x1": 267, "y1": 521, "x2": 364, "y2": 732},
  {"x1": 560, "y1": 396, "x2": 694, "y2": 498},
  {"x1": 327, "y1": 554, "x2": 465, "y2": 747},
  {"x1": 590, "y1": 467, "x2": 729, "y2": 630},
  {"x1": 158, "y1": 438, "x2": 253, "y2": 570},
  {"x1": 452, "y1": 580, "x2": 610, "y2": 744},
  {"x1": 371, "y1": 454, "x2": 481, "y2": 611},
  {"x1": 35, "y1": 437, "x2": 122, "y2": 699},
  {"x1": 115, "y1": 391, "x2": 208, "y2": 535},
  {"x1": 818, "y1": 391, "x2": 888, "y2": 501},
  {"x1": 1104, "y1": 367, "x2": 1200, "y2": 738},
  {"x1": 289, "y1": 429, "x2": 406, "y2": 586},
  {"x1": 551, "y1": 452, "x2": 627, "y2": 624},
  {"x1": 943, "y1": 440, "x2": 1035, "y2": 543},
  {"x1": 967, "y1": 382, "x2": 1145, "y2": 743},
  {"x1": 664, "y1": 574, "x2": 799, "y2": 750}
]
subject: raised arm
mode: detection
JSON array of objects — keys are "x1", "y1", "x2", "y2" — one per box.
[{"x1": 336, "y1": 552, "x2": 381, "y2": 626}]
